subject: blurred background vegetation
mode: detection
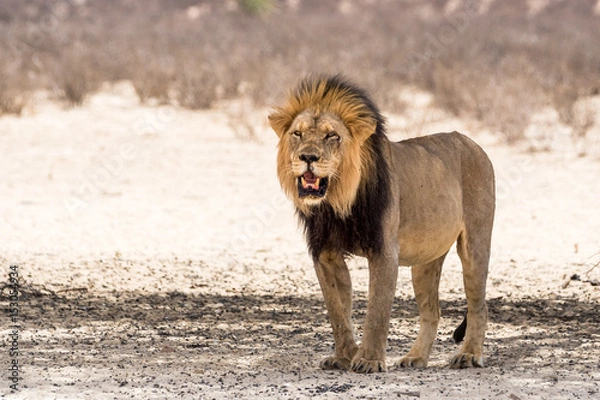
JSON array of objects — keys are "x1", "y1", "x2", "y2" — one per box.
[{"x1": 1, "y1": 0, "x2": 599, "y2": 143}]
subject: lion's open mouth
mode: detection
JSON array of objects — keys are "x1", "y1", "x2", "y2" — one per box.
[{"x1": 298, "y1": 172, "x2": 328, "y2": 198}]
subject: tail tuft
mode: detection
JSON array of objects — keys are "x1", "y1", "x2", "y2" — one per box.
[{"x1": 453, "y1": 315, "x2": 467, "y2": 343}]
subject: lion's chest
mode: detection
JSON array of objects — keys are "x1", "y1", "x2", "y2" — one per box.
[{"x1": 300, "y1": 201, "x2": 386, "y2": 259}]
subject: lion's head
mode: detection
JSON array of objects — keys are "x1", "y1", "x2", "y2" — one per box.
[{"x1": 269, "y1": 75, "x2": 384, "y2": 218}]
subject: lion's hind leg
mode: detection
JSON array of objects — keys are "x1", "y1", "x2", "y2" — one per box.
[
  {"x1": 449, "y1": 134, "x2": 494, "y2": 369},
  {"x1": 396, "y1": 253, "x2": 447, "y2": 369},
  {"x1": 449, "y1": 226, "x2": 491, "y2": 369}
]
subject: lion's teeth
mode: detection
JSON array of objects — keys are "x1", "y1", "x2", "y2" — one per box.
[{"x1": 300, "y1": 175, "x2": 321, "y2": 190}]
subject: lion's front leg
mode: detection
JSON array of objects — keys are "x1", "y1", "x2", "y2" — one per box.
[
  {"x1": 351, "y1": 254, "x2": 398, "y2": 373},
  {"x1": 314, "y1": 251, "x2": 358, "y2": 371}
]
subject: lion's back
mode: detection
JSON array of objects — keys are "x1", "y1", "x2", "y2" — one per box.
[{"x1": 394, "y1": 131, "x2": 494, "y2": 192}]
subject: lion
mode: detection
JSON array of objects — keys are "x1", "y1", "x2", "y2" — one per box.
[{"x1": 268, "y1": 75, "x2": 495, "y2": 373}]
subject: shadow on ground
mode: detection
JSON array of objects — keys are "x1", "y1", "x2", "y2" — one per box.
[
  {"x1": 8, "y1": 284, "x2": 598, "y2": 328},
  {"x1": 4, "y1": 283, "x2": 598, "y2": 373}
]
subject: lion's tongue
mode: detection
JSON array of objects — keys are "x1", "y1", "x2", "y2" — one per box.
[{"x1": 302, "y1": 172, "x2": 320, "y2": 190}]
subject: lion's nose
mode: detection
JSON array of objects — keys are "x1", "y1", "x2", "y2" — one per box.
[{"x1": 299, "y1": 154, "x2": 320, "y2": 164}]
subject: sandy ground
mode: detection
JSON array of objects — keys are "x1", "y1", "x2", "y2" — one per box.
[{"x1": 1, "y1": 83, "x2": 600, "y2": 399}]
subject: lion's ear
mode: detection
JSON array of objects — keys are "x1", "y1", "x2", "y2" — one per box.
[
  {"x1": 268, "y1": 112, "x2": 289, "y2": 138},
  {"x1": 353, "y1": 118, "x2": 377, "y2": 142}
]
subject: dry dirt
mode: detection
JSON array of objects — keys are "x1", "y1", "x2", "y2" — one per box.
[{"x1": 1, "y1": 83, "x2": 600, "y2": 399}]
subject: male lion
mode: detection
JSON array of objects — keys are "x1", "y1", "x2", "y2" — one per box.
[{"x1": 268, "y1": 75, "x2": 495, "y2": 373}]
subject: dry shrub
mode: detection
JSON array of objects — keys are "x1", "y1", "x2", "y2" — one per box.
[
  {"x1": 55, "y1": 69, "x2": 96, "y2": 106},
  {"x1": 551, "y1": 83, "x2": 596, "y2": 146},
  {"x1": 415, "y1": 6, "x2": 600, "y2": 143},
  {"x1": 173, "y1": 67, "x2": 218, "y2": 110},
  {"x1": 49, "y1": 47, "x2": 101, "y2": 106},
  {"x1": 0, "y1": 33, "x2": 30, "y2": 114},
  {"x1": 1, "y1": 0, "x2": 599, "y2": 148},
  {"x1": 126, "y1": 46, "x2": 176, "y2": 104},
  {"x1": 171, "y1": 53, "x2": 242, "y2": 110},
  {"x1": 543, "y1": 37, "x2": 599, "y2": 155},
  {"x1": 0, "y1": 82, "x2": 28, "y2": 116},
  {"x1": 426, "y1": 51, "x2": 541, "y2": 143},
  {"x1": 0, "y1": 59, "x2": 29, "y2": 115},
  {"x1": 131, "y1": 66, "x2": 173, "y2": 105}
]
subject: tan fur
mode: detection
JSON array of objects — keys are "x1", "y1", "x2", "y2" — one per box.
[{"x1": 269, "y1": 76, "x2": 495, "y2": 373}]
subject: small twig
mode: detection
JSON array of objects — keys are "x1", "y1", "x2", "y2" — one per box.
[
  {"x1": 55, "y1": 287, "x2": 89, "y2": 294},
  {"x1": 583, "y1": 252, "x2": 600, "y2": 276},
  {"x1": 585, "y1": 251, "x2": 600, "y2": 260},
  {"x1": 584, "y1": 261, "x2": 600, "y2": 276}
]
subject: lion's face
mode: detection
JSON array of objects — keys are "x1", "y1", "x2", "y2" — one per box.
[
  {"x1": 269, "y1": 76, "x2": 379, "y2": 217},
  {"x1": 284, "y1": 110, "x2": 347, "y2": 206},
  {"x1": 272, "y1": 108, "x2": 369, "y2": 217}
]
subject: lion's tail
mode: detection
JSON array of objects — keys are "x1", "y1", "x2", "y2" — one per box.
[{"x1": 452, "y1": 315, "x2": 467, "y2": 343}]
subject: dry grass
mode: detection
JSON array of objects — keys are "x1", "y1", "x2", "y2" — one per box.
[
  {"x1": 0, "y1": 86, "x2": 28, "y2": 116},
  {"x1": 0, "y1": 66, "x2": 28, "y2": 116},
  {"x1": 0, "y1": 0, "x2": 599, "y2": 144},
  {"x1": 51, "y1": 58, "x2": 100, "y2": 106}
]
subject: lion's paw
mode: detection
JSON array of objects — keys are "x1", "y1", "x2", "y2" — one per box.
[
  {"x1": 449, "y1": 352, "x2": 484, "y2": 369},
  {"x1": 396, "y1": 356, "x2": 427, "y2": 369},
  {"x1": 320, "y1": 356, "x2": 351, "y2": 371},
  {"x1": 350, "y1": 357, "x2": 387, "y2": 373}
]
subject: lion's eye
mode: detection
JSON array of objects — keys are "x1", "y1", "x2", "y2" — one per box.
[
  {"x1": 292, "y1": 131, "x2": 302, "y2": 138},
  {"x1": 326, "y1": 132, "x2": 340, "y2": 141}
]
